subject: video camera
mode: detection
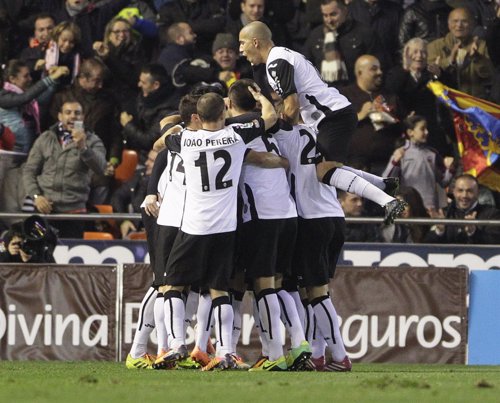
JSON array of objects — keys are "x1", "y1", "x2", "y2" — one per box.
[{"x1": 20, "y1": 215, "x2": 57, "y2": 263}]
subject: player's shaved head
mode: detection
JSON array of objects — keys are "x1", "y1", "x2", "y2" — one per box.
[
  {"x1": 197, "y1": 93, "x2": 225, "y2": 122},
  {"x1": 240, "y1": 21, "x2": 272, "y2": 41}
]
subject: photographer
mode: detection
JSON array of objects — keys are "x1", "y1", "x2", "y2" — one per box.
[
  {"x1": 0, "y1": 222, "x2": 28, "y2": 263},
  {"x1": 0, "y1": 215, "x2": 57, "y2": 263}
]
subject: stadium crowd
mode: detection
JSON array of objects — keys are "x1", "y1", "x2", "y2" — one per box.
[
  {"x1": 0, "y1": 0, "x2": 500, "y2": 371},
  {"x1": 0, "y1": 0, "x2": 499, "y2": 240}
]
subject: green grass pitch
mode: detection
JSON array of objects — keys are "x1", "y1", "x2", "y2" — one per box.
[{"x1": 1, "y1": 362, "x2": 500, "y2": 403}]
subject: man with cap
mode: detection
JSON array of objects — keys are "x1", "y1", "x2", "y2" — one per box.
[{"x1": 212, "y1": 33, "x2": 253, "y2": 90}]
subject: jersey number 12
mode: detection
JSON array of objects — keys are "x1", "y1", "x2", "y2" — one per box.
[{"x1": 194, "y1": 150, "x2": 233, "y2": 192}]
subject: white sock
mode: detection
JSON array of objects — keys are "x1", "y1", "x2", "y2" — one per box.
[
  {"x1": 130, "y1": 287, "x2": 156, "y2": 358},
  {"x1": 253, "y1": 294, "x2": 269, "y2": 357},
  {"x1": 304, "y1": 301, "x2": 315, "y2": 344},
  {"x1": 288, "y1": 291, "x2": 305, "y2": 329},
  {"x1": 195, "y1": 292, "x2": 213, "y2": 351},
  {"x1": 212, "y1": 296, "x2": 234, "y2": 356},
  {"x1": 257, "y1": 289, "x2": 284, "y2": 361},
  {"x1": 328, "y1": 168, "x2": 393, "y2": 207},
  {"x1": 230, "y1": 291, "x2": 244, "y2": 354},
  {"x1": 184, "y1": 290, "x2": 198, "y2": 337},
  {"x1": 154, "y1": 293, "x2": 168, "y2": 354},
  {"x1": 163, "y1": 290, "x2": 186, "y2": 351},
  {"x1": 277, "y1": 289, "x2": 305, "y2": 348},
  {"x1": 311, "y1": 318, "x2": 327, "y2": 359},
  {"x1": 312, "y1": 296, "x2": 346, "y2": 361},
  {"x1": 341, "y1": 166, "x2": 384, "y2": 189}
]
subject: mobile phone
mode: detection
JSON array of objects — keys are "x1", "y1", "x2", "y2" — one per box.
[{"x1": 74, "y1": 121, "x2": 84, "y2": 131}]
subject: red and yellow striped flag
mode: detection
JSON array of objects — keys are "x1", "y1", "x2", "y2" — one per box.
[{"x1": 428, "y1": 81, "x2": 500, "y2": 191}]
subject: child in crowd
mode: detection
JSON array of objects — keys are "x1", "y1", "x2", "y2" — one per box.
[
  {"x1": 45, "y1": 21, "x2": 81, "y2": 86},
  {"x1": 383, "y1": 115, "x2": 455, "y2": 215}
]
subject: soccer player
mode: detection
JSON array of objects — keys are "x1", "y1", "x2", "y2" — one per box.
[
  {"x1": 156, "y1": 88, "x2": 278, "y2": 371},
  {"x1": 227, "y1": 79, "x2": 311, "y2": 371},
  {"x1": 270, "y1": 112, "x2": 351, "y2": 371},
  {"x1": 149, "y1": 94, "x2": 205, "y2": 370},
  {"x1": 238, "y1": 21, "x2": 406, "y2": 224}
]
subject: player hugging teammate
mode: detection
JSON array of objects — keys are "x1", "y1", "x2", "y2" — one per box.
[{"x1": 126, "y1": 23, "x2": 405, "y2": 369}]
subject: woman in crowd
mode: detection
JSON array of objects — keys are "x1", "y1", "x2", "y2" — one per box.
[{"x1": 93, "y1": 17, "x2": 145, "y2": 112}]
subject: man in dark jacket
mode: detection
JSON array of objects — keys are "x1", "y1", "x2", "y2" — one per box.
[
  {"x1": 19, "y1": 13, "x2": 55, "y2": 81},
  {"x1": 120, "y1": 63, "x2": 176, "y2": 161},
  {"x1": 348, "y1": 0, "x2": 402, "y2": 65},
  {"x1": 341, "y1": 54, "x2": 405, "y2": 174},
  {"x1": 157, "y1": 22, "x2": 220, "y2": 103},
  {"x1": 398, "y1": 0, "x2": 452, "y2": 50},
  {"x1": 425, "y1": 174, "x2": 500, "y2": 244},
  {"x1": 304, "y1": 0, "x2": 385, "y2": 86}
]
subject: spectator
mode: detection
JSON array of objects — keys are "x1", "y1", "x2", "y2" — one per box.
[
  {"x1": 157, "y1": 0, "x2": 226, "y2": 55},
  {"x1": 451, "y1": 0, "x2": 498, "y2": 38},
  {"x1": 427, "y1": 7, "x2": 494, "y2": 99},
  {"x1": 111, "y1": 148, "x2": 157, "y2": 238},
  {"x1": 120, "y1": 64, "x2": 176, "y2": 160},
  {"x1": 486, "y1": 2, "x2": 500, "y2": 103},
  {"x1": 157, "y1": 22, "x2": 219, "y2": 102},
  {"x1": 425, "y1": 174, "x2": 500, "y2": 244},
  {"x1": 211, "y1": 32, "x2": 252, "y2": 90},
  {"x1": 52, "y1": 0, "x2": 131, "y2": 57},
  {"x1": 50, "y1": 57, "x2": 123, "y2": 204},
  {"x1": 0, "y1": 62, "x2": 69, "y2": 222},
  {"x1": 303, "y1": 0, "x2": 385, "y2": 86},
  {"x1": 19, "y1": 13, "x2": 56, "y2": 82},
  {"x1": 0, "y1": 60, "x2": 68, "y2": 153},
  {"x1": 226, "y1": 0, "x2": 291, "y2": 46},
  {"x1": 44, "y1": 21, "x2": 82, "y2": 87},
  {"x1": 348, "y1": 0, "x2": 402, "y2": 65},
  {"x1": 383, "y1": 115, "x2": 454, "y2": 214},
  {"x1": 341, "y1": 54, "x2": 405, "y2": 174},
  {"x1": 22, "y1": 99, "x2": 106, "y2": 238},
  {"x1": 338, "y1": 190, "x2": 383, "y2": 242},
  {"x1": 385, "y1": 37, "x2": 454, "y2": 155},
  {"x1": 93, "y1": 16, "x2": 146, "y2": 112},
  {"x1": 381, "y1": 186, "x2": 430, "y2": 243},
  {"x1": 398, "y1": 0, "x2": 452, "y2": 50}
]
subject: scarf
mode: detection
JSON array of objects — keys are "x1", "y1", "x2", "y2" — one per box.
[
  {"x1": 321, "y1": 31, "x2": 348, "y2": 83},
  {"x1": 55, "y1": 122, "x2": 74, "y2": 149},
  {"x1": 45, "y1": 40, "x2": 81, "y2": 83},
  {"x1": 3, "y1": 81, "x2": 40, "y2": 136}
]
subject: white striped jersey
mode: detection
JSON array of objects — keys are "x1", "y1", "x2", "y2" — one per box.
[
  {"x1": 239, "y1": 133, "x2": 296, "y2": 222},
  {"x1": 157, "y1": 148, "x2": 186, "y2": 228},
  {"x1": 266, "y1": 46, "x2": 351, "y2": 131},
  {"x1": 166, "y1": 120, "x2": 265, "y2": 235},
  {"x1": 269, "y1": 121, "x2": 344, "y2": 219}
]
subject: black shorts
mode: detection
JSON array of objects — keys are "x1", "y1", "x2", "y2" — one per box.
[
  {"x1": 165, "y1": 230, "x2": 236, "y2": 291},
  {"x1": 316, "y1": 105, "x2": 357, "y2": 163},
  {"x1": 292, "y1": 217, "x2": 345, "y2": 287},
  {"x1": 239, "y1": 217, "x2": 297, "y2": 280},
  {"x1": 153, "y1": 225, "x2": 179, "y2": 287}
]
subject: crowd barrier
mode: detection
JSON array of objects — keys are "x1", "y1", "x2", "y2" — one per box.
[{"x1": 1, "y1": 241, "x2": 499, "y2": 364}]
